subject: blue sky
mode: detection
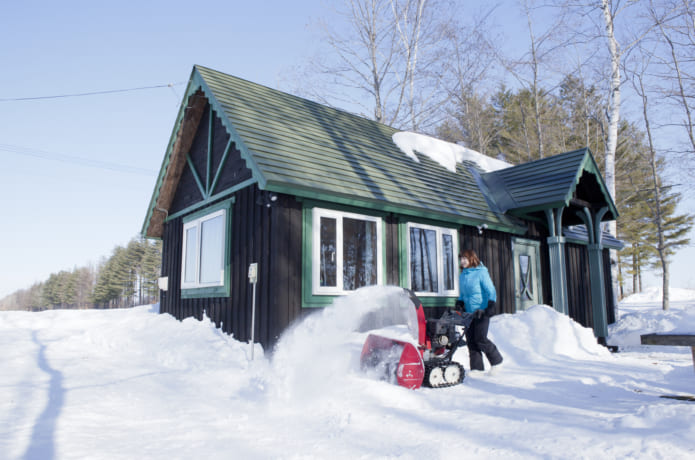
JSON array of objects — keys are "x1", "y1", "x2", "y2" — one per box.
[
  {"x1": 0, "y1": 0, "x2": 328, "y2": 297},
  {"x1": 1, "y1": 1, "x2": 692, "y2": 299}
]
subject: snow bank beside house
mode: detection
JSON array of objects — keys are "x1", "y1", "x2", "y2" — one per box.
[
  {"x1": 490, "y1": 305, "x2": 610, "y2": 366},
  {"x1": 2, "y1": 287, "x2": 695, "y2": 459},
  {"x1": 392, "y1": 131, "x2": 511, "y2": 172}
]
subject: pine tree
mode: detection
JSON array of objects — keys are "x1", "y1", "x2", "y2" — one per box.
[
  {"x1": 141, "y1": 239, "x2": 162, "y2": 305},
  {"x1": 642, "y1": 188, "x2": 693, "y2": 295}
]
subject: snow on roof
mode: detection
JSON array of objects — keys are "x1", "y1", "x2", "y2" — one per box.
[{"x1": 392, "y1": 131, "x2": 510, "y2": 173}]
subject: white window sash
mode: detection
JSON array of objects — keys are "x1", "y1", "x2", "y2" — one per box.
[
  {"x1": 181, "y1": 208, "x2": 226, "y2": 289},
  {"x1": 312, "y1": 208, "x2": 383, "y2": 295},
  {"x1": 407, "y1": 222, "x2": 459, "y2": 297}
]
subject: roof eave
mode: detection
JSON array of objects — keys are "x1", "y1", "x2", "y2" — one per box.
[
  {"x1": 574, "y1": 149, "x2": 620, "y2": 220},
  {"x1": 142, "y1": 67, "x2": 201, "y2": 238},
  {"x1": 142, "y1": 66, "x2": 270, "y2": 238},
  {"x1": 265, "y1": 181, "x2": 526, "y2": 234}
]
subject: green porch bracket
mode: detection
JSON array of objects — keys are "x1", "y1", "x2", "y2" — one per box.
[
  {"x1": 578, "y1": 207, "x2": 610, "y2": 339},
  {"x1": 545, "y1": 208, "x2": 568, "y2": 315}
]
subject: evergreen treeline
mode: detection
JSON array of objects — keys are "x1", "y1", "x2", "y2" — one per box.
[
  {"x1": 306, "y1": 0, "x2": 695, "y2": 305},
  {"x1": 0, "y1": 237, "x2": 162, "y2": 311},
  {"x1": 436, "y1": 76, "x2": 693, "y2": 297}
]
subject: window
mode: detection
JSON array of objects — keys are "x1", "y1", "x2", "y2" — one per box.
[
  {"x1": 181, "y1": 200, "x2": 232, "y2": 297},
  {"x1": 518, "y1": 255, "x2": 533, "y2": 300},
  {"x1": 407, "y1": 223, "x2": 458, "y2": 296},
  {"x1": 312, "y1": 208, "x2": 383, "y2": 295}
]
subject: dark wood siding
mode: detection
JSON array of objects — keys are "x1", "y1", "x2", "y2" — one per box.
[
  {"x1": 157, "y1": 98, "x2": 619, "y2": 346},
  {"x1": 189, "y1": 105, "x2": 210, "y2": 186},
  {"x1": 515, "y1": 222, "x2": 618, "y2": 333},
  {"x1": 566, "y1": 243, "x2": 593, "y2": 329},
  {"x1": 160, "y1": 187, "x2": 303, "y2": 349},
  {"x1": 161, "y1": 200, "x2": 618, "y2": 348},
  {"x1": 459, "y1": 226, "x2": 515, "y2": 315},
  {"x1": 159, "y1": 101, "x2": 303, "y2": 349},
  {"x1": 211, "y1": 117, "x2": 253, "y2": 193},
  {"x1": 603, "y1": 248, "x2": 616, "y2": 325},
  {"x1": 169, "y1": 103, "x2": 212, "y2": 214},
  {"x1": 562, "y1": 243, "x2": 617, "y2": 331}
]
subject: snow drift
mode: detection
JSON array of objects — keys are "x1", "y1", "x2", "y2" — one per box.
[{"x1": 2, "y1": 287, "x2": 694, "y2": 459}]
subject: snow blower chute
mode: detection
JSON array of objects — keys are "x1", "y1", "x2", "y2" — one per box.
[{"x1": 359, "y1": 289, "x2": 473, "y2": 389}]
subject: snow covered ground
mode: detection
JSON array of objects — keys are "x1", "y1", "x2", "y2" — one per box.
[{"x1": 1, "y1": 286, "x2": 694, "y2": 460}]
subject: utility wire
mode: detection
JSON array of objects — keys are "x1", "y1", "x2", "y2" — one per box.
[
  {"x1": 0, "y1": 143, "x2": 158, "y2": 176},
  {"x1": 0, "y1": 82, "x2": 185, "y2": 102}
]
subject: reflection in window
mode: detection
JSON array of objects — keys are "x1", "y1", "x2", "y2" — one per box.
[
  {"x1": 407, "y1": 223, "x2": 458, "y2": 296},
  {"x1": 313, "y1": 208, "x2": 382, "y2": 294},
  {"x1": 410, "y1": 227, "x2": 438, "y2": 292},
  {"x1": 519, "y1": 254, "x2": 533, "y2": 300},
  {"x1": 181, "y1": 208, "x2": 226, "y2": 289},
  {"x1": 320, "y1": 217, "x2": 337, "y2": 287},
  {"x1": 442, "y1": 234, "x2": 455, "y2": 291},
  {"x1": 343, "y1": 217, "x2": 377, "y2": 290},
  {"x1": 199, "y1": 215, "x2": 224, "y2": 283}
]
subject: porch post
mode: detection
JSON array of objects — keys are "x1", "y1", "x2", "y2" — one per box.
[
  {"x1": 579, "y1": 207, "x2": 609, "y2": 339},
  {"x1": 545, "y1": 208, "x2": 568, "y2": 315}
]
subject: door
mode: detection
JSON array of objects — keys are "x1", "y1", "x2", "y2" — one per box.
[{"x1": 512, "y1": 238, "x2": 542, "y2": 311}]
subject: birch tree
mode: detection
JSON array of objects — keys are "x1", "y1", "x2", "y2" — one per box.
[
  {"x1": 625, "y1": 44, "x2": 694, "y2": 310},
  {"x1": 306, "y1": 0, "x2": 455, "y2": 131},
  {"x1": 600, "y1": 0, "x2": 621, "y2": 225},
  {"x1": 437, "y1": 6, "x2": 501, "y2": 153},
  {"x1": 487, "y1": 0, "x2": 570, "y2": 159},
  {"x1": 648, "y1": 0, "x2": 695, "y2": 169}
]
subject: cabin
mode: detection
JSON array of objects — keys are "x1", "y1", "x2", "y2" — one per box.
[{"x1": 142, "y1": 65, "x2": 622, "y2": 350}]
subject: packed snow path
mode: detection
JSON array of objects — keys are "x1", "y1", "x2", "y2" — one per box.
[{"x1": 1, "y1": 286, "x2": 694, "y2": 459}]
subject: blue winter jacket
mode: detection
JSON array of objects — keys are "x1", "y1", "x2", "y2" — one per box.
[{"x1": 458, "y1": 263, "x2": 497, "y2": 313}]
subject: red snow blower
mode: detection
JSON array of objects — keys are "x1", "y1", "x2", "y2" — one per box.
[{"x1": 359, "y1": 289, "x2": 473, "y2": 389}]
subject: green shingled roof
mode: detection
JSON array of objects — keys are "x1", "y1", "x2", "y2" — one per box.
[
  {"x1": 481, "y1": 148, "x2": 618, "y2": 223},
  {"x1": 143, "y1": 65, "x2": 522, "y2": 236},
  {"x1": 143, "y1": 66, "x2": 619, "y2": 239}
]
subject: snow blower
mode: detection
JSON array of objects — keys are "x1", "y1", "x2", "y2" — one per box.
[{"x1": 359, "y1": 289, "x2": 473, "y2": 389}]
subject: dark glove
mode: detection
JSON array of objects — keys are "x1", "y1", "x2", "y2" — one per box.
[
  {"x1": 455, "y1": 300, "x2": 465, "y2": 311},
  {"x1": 473, "y1": 309, "x2": 485, "y2": 319},
  {"x1": 486, "y1": 300, "x2": 496, "y2": 317}
]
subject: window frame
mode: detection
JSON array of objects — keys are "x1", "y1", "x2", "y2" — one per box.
[
  {"x1": 403, "y1": 221, "x2": 459, "y2": 298},
  {"x1": 310, "y1": 207, "x2": 384, "y2": 297},
  {"x1": 180, "y1": 198, "x2": 233, "y2": 298}
]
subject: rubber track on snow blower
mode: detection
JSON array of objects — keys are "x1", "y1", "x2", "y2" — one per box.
[{"x1": 423, "y1": 362, "x2": 465, "y2": 388}]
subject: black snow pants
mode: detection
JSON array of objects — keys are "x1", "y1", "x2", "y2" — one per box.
[{"x1": 465, "y1": 315, "x2": 503, "y2": 371}]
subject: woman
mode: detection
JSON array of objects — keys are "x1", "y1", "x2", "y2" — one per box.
[{"x1": 456, "y1": 249, "x2": 503, "y2": 373}]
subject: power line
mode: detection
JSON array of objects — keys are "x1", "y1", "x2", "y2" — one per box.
[
  {"x1": 0, "y1": 82, "x2": 185, "y2": 102},
  {"x1": 0, "y1": 143, "x2": 158, "y2": 176}
]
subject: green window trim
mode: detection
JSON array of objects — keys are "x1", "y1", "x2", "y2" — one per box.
[
  {"x1": 398, "y1": 218, "x2": 460, "y2": 308},
  {"x1": 301, "y1": 204, "x2": 387, "y2": 308},
  {"x1": 181, "y1": 198, "x2": 234, "y2": 299}
]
